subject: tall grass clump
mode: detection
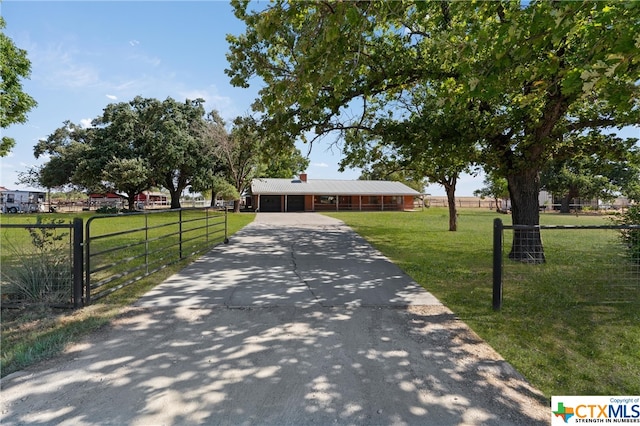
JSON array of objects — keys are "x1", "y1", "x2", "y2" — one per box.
[{"x1": 1, "y1": 217, "x2": 72, "y2": 305}]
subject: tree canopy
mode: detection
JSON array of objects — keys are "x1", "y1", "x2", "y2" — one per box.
[
  {"x1": 540, "y1": 133, "x2": 640, "y2": 211},
  {"x1": 193, "y1": 113, "x2": 309, "y2": 212},
  {"x1": 227, "y1": 0, "x2": 640, "y2": 262},
  {"x1": 0, "y1": 17, "x2": 37, "y2": 157},
  {"x1": 35, "y1": 97, "x2": 223, "y2": 209},
  {"x1": 474, "y1": 171, "x2": 510, "y2": 213}
]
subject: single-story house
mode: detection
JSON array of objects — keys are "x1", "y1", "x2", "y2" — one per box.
[{"x1": 250, "y1": 174, "x2": 421, "y2": 212}]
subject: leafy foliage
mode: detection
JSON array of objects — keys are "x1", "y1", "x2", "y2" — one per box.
[
  {"x1": 474, "y1": 171, "x2": 509, "y2": 212},
  {"x1": 95, "y1": 206, "x2": 119, "y2": 214},
  {"x1": 102, "y1": 157, "x2": 152, "y2": 210},
  {"x1": 34, "y1": 121, "x2": 96, "y2": 190},
  {"x1": 0, "y1": 17, "x2": 38, "y2": 157},
  {"x1": 227, "y1": 0, "x2": 640, "y2": 259},
  {"x1": 540, "y1": 133, "x2": 640, "y2": 212},
  {"x1": 35, "y1": 97, "x2": 224, "y2": 209},
  {"x1": 615, "y1": 206, "x2": 640, "y2": 265},
  {"x1": 194, "y1": 113, "x2": 308, "y2": 211},
  {"x1": 358, "y1": 161, "x2": 426, "y2": 194}
]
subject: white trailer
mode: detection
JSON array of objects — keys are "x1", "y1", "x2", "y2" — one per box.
[{"x1": 0, "y1": 190, "x2": 46, "y2": 213}]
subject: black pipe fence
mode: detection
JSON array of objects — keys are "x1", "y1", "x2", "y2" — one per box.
[
  {"x1": 0, "y1": 207, "x2": 228, "y2": 308},
  {"x1": 493, "y1": 218, "x2": 640, "y2": 310},
  {"x1": 84, "y1": 207, "x2": 228, "y2": 303}
]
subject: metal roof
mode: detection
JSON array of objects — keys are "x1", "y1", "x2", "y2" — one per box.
[{"x1": 251, "y1": 178, "x2": 421, "y2": 196}]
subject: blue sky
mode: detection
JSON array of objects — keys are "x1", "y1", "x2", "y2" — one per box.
[
  {"x1": 1, "y1": 2, "x2": 637, "y2": 197},
  {"x1": 0, "y1": 0, "x2": 477, "y2": 196},
  {"x1": 0, "y1": 1, "x2": 363, "y2": 190}
]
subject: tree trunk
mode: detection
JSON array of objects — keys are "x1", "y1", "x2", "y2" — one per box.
[
  {"x1": 559, "y1": 187, "x2": 579, "y2": 214},
  {"x1": 559, "y1": 195, "x2": 571, "y2": 214},
  {"x1": 444, "y1": 182, "x2": 457, "y2": 232},
  {"x1": 507, "y1": 170, "x2": 545, "y2": 263},
  {"x1": 168, "y1": 190, "x2": 180, "y2": 209},
  {"x1": 233, "y1": 199, "x2": 241, "y2": 213},
  {"x1": 164, "y1": 173, "x2": 187, "y2": 209}
]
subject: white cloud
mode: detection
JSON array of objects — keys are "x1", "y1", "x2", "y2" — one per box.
[
  {"x1": 312, "y1": 162, "x2": 329, "y2": 168},
  {"x1": 114, "y1": 80, "x2": 138, "y2": 91},
  {"x1": 30, "y1": 43, "x2": 101, "y2": 89},
  {"x1": 79, "y1": 118, "x2": 93, "y2": 128},
  {"x1": 178, "y1": 86, "x2": 235, "y2": 117},
  {"x1": 128, "y1": 52, "x2": 161, "y2": 68},
  {"x1": 106, "y1": 94, "x2": 118, "y2": 100},
  {"x1": 129, "y1": 40, "x2": 140, "y2": 47}
]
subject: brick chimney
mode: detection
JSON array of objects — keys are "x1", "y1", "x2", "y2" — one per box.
[{"x1": 300, "y1": 173, "x2": 307, "y2": 182}]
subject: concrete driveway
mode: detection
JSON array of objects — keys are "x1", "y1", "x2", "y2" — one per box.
[{"x1": 1, "y1": 213, "x2": 548, "y2": 425}]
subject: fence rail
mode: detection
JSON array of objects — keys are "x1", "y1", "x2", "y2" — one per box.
[
  {"x1": 493, "y1": 218, "x2": 640, "y2": 310},
  {"x1": 0, "y1": 207, "x2": 228, "y2": 308},
  {"x1": 85, "y1": 208, "x2": 228, "y2": 303}
]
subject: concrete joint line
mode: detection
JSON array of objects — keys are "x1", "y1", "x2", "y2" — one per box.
[{"x1": 290, "y1": 241, "x2": 323, "y2": 305}]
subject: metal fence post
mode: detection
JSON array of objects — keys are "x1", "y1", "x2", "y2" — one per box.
[
  {"x1": 493, "y1": 218, "x2": 503, "y2": 311},
  {"x1": 145, "y1": 213, "x2": 149, "y2": 274},
  {"x1": 224, "y1": 207, "x2": 229, "y2": 244},
  {"x1": 179, "y1": 208, "x2": 183, "y2": 259},
  {"x1": 85, "y1": 219, "x2": 91, "y2": 305},
  {"x1": 72, "y1": 218, "x2": 84, "y2": 308},
  {"x1": 206, "y1": 207, "x2": 210, "y2": 244}
]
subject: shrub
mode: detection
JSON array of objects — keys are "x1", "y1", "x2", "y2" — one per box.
[
  {"x1": 615, "y1": 205, "x2": 640, "y2": 264},
  {"x1": 95, "y1": 206, "x2": 119, "y2": 214},
  {"x1": 1, "y1": 217, "x2": 72, "y2": 304}
]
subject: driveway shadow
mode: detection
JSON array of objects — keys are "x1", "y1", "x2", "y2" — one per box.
[{"x1": 0, "y1": 214, "x2": 548, "y2": 425}]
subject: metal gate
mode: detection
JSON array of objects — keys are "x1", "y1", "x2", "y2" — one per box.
[{"x1": 84, "y1": 208, "x2": 228, "y2": 303}]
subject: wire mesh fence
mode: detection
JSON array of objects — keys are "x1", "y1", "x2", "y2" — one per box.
[
  {"x1": 0, "y1": 220, "x2": 82, "y2": 308},
  {"x1": 493, "y1": 220, "x2": 640, "y2": 309}
]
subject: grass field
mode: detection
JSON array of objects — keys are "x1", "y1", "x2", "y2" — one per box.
[{"x1": 323, "y1": 208, "x2": 639, "y2": 399}]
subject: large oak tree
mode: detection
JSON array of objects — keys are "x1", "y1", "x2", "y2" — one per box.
[
  {"x1": 36, "y1": 97, "x2": 221, "y2": 209},
  {"x1": 226, "y1": 0, "x2": 639, "y2": 262}
]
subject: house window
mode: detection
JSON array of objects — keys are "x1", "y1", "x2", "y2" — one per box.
[{"x1": 315, "y1": 195, "x2": 335, "y2": 205}]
